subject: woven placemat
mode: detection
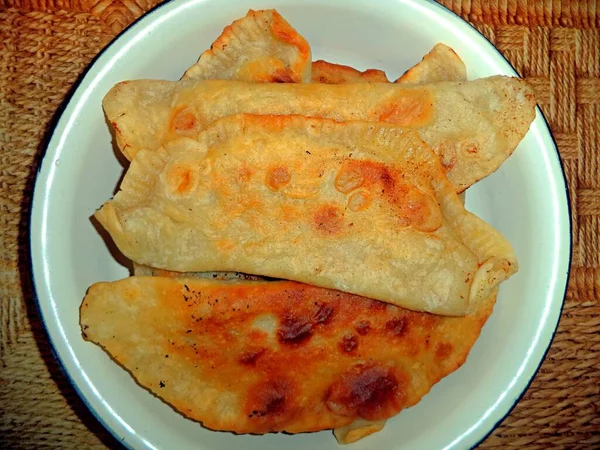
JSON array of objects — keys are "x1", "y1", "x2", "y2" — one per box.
[{"x1": 1, "y1": 0, "x2": 599, "y2": 448}]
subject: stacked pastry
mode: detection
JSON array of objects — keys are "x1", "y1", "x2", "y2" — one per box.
[{"x1": 80, "y1": 10, "x2": 536, "y2": 444}]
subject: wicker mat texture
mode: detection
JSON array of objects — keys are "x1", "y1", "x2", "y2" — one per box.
[{"x1": 0, "y1": 0, "x2": 599, "y2": 448}]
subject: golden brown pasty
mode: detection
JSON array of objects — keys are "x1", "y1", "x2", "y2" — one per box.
[
  {"x1": 182, "y1": 9, "x2": 311, "y2": 83},
  {"x1": 103, "y1": 76, "x2": 535, "y2": 192},
  {"x1": 395, "y1": 43, "x2": 466, "y2": 84},
  {"x1": 96, "y1": 115, "x2": 517, "y2": 316},
  {"x1": 80, "y1": 277, "x2": 497, "y2": 439}
]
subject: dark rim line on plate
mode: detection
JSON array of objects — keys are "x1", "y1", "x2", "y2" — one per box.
[
  {"x1": 433, "y1": 1, "x2": 572, "y2": 448},
  {"x1": 27, "y1": 0, "x2": 573, "y2": 448}
]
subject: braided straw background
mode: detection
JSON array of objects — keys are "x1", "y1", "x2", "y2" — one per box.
[{"x1": 1, "y1": 0, "x2": 599, "y2": 448}]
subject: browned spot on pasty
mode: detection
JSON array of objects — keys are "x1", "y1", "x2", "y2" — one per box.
[
  {"x1": 355, "y1": 320, "x2": 371, "y2": 335},
  {"x1": 347, "y1": 190, "x2": 372, "y2": 212},
  {"x1": 403, "y1": 189, "x2": 443, "y2": 232},
  {"x1": 246, "y1": 378, "x2": 298, "y2": 429},
  {"x1": 346, "y1": 161, "x2": 402, "y2": 201},
  {"x1": 271, "y1": 68, "x2": 296, "y2": 83},
  {"x1": 335, "y1": 165, "x2": 364, "y2": 193},
  {"x1": 170, "y1": 106, "x2": 196, "y2": 132},
  {"x1": 340, "y1": 160, "x2": 442, "y2": 232},
  {"x1": 265, "y1": 166, "x2": 291, "y2": 191},
  {"x1": 367, "y1": 298, "x2": 387, "y2": 312},
  {"x1": 313, "y1": 304, "x2": 334, "y2": 324},
  {"x1": 111, "y1": 121, "x2": 121, "y2": 134},
  {"x1": 313, "y1": 205, "x2": 344, "y2": 235},
  {"x1": 239, "y1": 348, "x2": 266, "y2": 366},
  {"x1": 339, "y1": 333, "x2": 358, "y2": 353},
  {"x1": 238, "y1": 165, "x2": 253, "y2": 183},
  {"x1": 326, "y1": 364, "x2": 408, "y2": 420},
  {"x1": 270, "y1": 10, "x2": 311, "y2": 60},
  {"x1": 278, "y1": 315, "x2": 313, "y2": 344},
  {"x1": 435, "y1": 342, "x2": 453, "y2": 361},
  {"x1": 166, "y1": 164, "x2": 197, "y2": 195},
  {"x1": 386, "y1": 317, "x2": 409, "y2": 337},
  {"x1": 439, "y1": 144, "x2": 457, "y2": 170}
]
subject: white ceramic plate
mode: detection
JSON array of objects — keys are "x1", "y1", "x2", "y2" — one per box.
[{"x1": 30, "y1": 0, "x2": 571, "y2": 449}]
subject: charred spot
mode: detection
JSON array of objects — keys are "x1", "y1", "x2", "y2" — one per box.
[
  {"x1": 313, "y1": 304, "x2": 334, "y2": 324},
  {"x1": 367, "y1": 299, "x2": 387, "y2": 312},
  {"x1": 349, "y1": 161, "x2": 398, "y2": 193},
  {"x1": 355, "y1": 320, "x2": 371, "y2": 335},
  {"x1": 159, "y1": 381, "x2": 166, "y2": 388},
  {"x1": 313, "y1": 205, "x2": 344, "y2": 235},
  {"x1": 271, "y1": 69, "x2": 296, "y2": 83},
  {"x1": 386, "y1": 317, "x2": 409, "y2": 337},
  {"x1": 339, "y1": 333, "x2": 358, "y2": 353},
  {"x1": 247, "y1": 379, "x2": 294, "y2": 420},
  {"x1": 325, "y1": 364, "x2": 407, "y2": 421},
  {"x1": 239, "y1": 348, "x2": 266, "y2": 366},
  {"x1": 278, "y1": 315, "x2": 313, "y2": 344},
  {"x1": 263, "y1": 392, "x2": 285, "y2": 414},
  {"x1": 378, "y1": 166, "x2": 395, "y2": 190}
]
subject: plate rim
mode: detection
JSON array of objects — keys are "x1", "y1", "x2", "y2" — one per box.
[
  {"x1": 28, "y1": 0, "x2": 572, "y2": 449},
  {"x1": 431, "y1": 4, "x2": 572, "y2": 448}
]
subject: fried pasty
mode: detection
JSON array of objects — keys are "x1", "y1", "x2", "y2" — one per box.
[
  {"x1": 81, "y1": 277, "x2": 497, "y2": 440},
  {"x1": 182, "y1": 9, "x2": 311, "y2": 83},
  {"x1": 103, "y1": 76, "x2": 535, "y2": 192},
  {"x1": 96, "y1": 115, "x2": 517, "y2": 316},
  {"x1": 395, "y1": 43, "x2": 466, "y2": 84}
]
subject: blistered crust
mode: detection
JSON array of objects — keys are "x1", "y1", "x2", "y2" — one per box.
[
  {"x1": 103, "y1": 76, "x2": 535, "y2": 191},
  {"x1": 96, "y1": 114, "x2": 517, "y2": 316},
  {"x1": 80, "y1": 277, "x2": 497, "y2": 436}
]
